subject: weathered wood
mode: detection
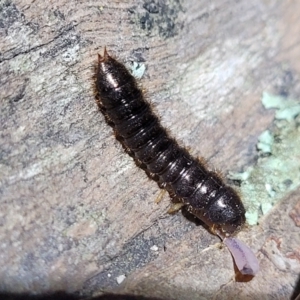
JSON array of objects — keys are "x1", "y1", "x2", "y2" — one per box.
[{"x1": 1, "y1": 0, "x2": 300, "y2": 299}]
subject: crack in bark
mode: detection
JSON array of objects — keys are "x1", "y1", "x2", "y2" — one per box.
[{"x1": 0, "y1": 22, "x2": 80, "y2": 63}]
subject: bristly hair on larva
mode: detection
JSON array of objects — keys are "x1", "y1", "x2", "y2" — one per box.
[{"x1": 95, "y1": 48, "x2": 246, "y2": 238}]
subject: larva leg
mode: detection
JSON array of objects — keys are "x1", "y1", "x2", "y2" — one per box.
[
  {"x1": 155, "y1": 189, "x2": 167, "y2": 204},
  {"x1": 167, "y1": 202, "x2": 185, "y2": 214}
]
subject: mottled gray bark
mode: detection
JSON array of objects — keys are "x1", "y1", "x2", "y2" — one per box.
[{"x1": 1, "y1": 0, "x2": 300, "y2": 299}]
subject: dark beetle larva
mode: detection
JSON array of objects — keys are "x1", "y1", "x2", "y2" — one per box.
[
  {"x1": 96, "y1": 49, "x2": 245, "y2": 237},
  {"x1": 95, "y1": 49, "x2": 259, "y2": 275}
]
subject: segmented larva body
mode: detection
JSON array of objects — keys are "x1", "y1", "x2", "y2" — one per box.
[{"x1": 95, "y1": 49, "x2": 246, "y2": 238}]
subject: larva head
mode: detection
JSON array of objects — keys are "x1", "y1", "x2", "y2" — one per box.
[{"x1": 206, "y1": 186, "x2": 246, "y2": 237}]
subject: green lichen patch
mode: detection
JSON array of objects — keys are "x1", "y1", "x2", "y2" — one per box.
[
  {"x1": 229, "y1": 93, "x2": 300, "y2": 225},
  {"x1": 257, "y1": 130, "x2": 274, "y2": 154},
  {"x1": 262, "y1": 92, "x2": 300, "y2": 121},
  {"x1": 127, "y1": 61, "x2": 146, "y2": 79}
]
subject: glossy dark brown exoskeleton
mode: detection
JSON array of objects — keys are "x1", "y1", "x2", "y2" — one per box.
[{"x1": 95, "y1": 49, "x2": 246, "y2": 238}]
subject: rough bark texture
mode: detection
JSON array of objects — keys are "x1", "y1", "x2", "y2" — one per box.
[{"x1": 1, "y1": 0, "x2": 300, "y2": 299}]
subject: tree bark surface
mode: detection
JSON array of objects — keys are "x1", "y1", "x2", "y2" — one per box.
[{"x1": 1, "y1": 0, "x2": 300, "y2": 299}]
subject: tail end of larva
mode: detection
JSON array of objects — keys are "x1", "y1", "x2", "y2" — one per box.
[{"x1": 98, "y1": 47, "x2": 109, "y2": 63}]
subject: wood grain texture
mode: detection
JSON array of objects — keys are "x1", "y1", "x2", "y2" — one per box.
[{"x1": 1, "y1": 0, "x2": 300, "y2": 299}]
